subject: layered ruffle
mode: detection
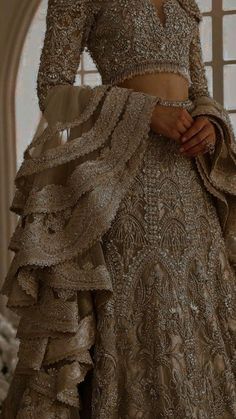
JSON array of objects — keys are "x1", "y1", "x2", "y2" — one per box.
[
  {"x1": 0, "y1": 84, "x2": 159, "y2": 418},
  {"x1": 1, "y1": 84, "x2": 236, "y2": 418}
]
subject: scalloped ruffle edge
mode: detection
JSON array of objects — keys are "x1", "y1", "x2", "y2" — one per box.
[{"x1": 0, "y1": 84, "x2": 159, "y2": 418}]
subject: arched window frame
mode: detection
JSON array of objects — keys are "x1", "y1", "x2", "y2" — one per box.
[{"x1": 199, "y1": 0, "x2": 236, "y2": 132}]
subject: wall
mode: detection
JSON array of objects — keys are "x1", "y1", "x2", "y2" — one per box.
[{"x1": 0, "y1": 0, "x2": 40, "y2": 318}]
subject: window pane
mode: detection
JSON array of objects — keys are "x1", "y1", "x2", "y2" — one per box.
[
  {"x1": 84, "y1": 72, "x2": 102, "y2": 86},
  {"x1": 196, "y1": 0, "x2": 212, "y2": 12},
  {"x1": 205, "y1": 66, "x2": 213, "y2": 97},
  {"x1": 84, "y1": 51, "x2": 97, "y2": 71},
  {"x1": 201, "y1": 17, "x2": 212, "y2": 62},
  {"x1": 229, "y1": 113, "x2": 236, "y2": 137},
  {"x1": 75, "y1": 73, "x2": 82, "y2": 85},
  {"x1": 224, "y1": 65, "x2": 236, "y2": 110},
  {"x1": 223, "y1": 15, "x2": 236, "y2": 60},
  {"x1": 223, "y1": 0, "x2": 236, "y2": 10}
]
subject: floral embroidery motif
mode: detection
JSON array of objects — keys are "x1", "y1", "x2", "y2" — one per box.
[
  {"x1": 36, "y1": 0, "x2": 209, "y2": 113},
  {"x1": 94, "y1": 130, "x2": 236, "y2": 418},
  {"x1": 1, "y1": 0, "x2": 236, "y2": 416}
]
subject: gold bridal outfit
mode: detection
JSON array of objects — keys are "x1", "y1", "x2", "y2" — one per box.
[{"x1": 1, "y1": 0, "x2": 236, "y2": 418}]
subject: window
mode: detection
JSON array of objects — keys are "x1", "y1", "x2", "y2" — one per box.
[
  {"x1": 197, "y1": 0, "x2": 236, "y2": 134},
  {"x1": 75, "y1": 51, "x2": 101, "y2": 87}
]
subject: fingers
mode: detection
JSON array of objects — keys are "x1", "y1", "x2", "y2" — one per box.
[
  {"x1": 154, "y1": 107, "x2": 195, "y2": 143},
  {"x1": 183, "y1": 118, "x2": 193, "y2": 130},
  {"x1": 176, "y1": 121, "x2": 190, "y2": 135},
  {"x1": 174, "y1": 110, "x2": 195, "y2": 140},
  {"x1": 184, "y1": 110, "x2": 194, "y2": 125},
  {"x1": 179, "y1": 117, "x2": 217, "y2": 157},
  {"x1": 179, "y1": 124, "x2": 211, "y2": 152},
  {"x1": 181, "y1": 135, "x2": 212, "y2": 157},
  {"x1": 180, "y1": 118, "x2": 206, "y2": 143}
]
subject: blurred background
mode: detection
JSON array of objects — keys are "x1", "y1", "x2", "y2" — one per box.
[{"x1": 0, "y1": 0, "x2": 236, "y2": 403}]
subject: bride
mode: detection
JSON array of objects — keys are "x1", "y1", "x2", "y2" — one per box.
[{"x1": 1, "y1": 0, "x2": 236, "y2": 418}]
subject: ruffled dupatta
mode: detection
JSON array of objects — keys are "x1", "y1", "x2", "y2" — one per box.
[
  {"x1": 1, "y1": 84, "x2": 236, "y2": 418},
  {"x1": 191, "y1": 96, "x2": 236, "y2": 269},
  {"x1": 0, "y1": 84, "x2": 159, "y2": 418}
]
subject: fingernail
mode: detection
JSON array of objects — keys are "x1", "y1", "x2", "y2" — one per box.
[
  {"x1": 180, "y1": 147, "x2": 184, "y2": 152},
  {"x1": 182, "y1": 137, "x2": 187, "y2": 142}
]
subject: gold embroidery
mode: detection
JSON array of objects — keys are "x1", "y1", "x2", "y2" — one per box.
[{"x1": 2, "y1": 0, "x2": 236, "y2": 416}]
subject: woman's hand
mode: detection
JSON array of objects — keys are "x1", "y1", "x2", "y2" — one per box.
[
  {"x1": 150, "y1": 104, "x2": 194, "y2": 142},
  {"x1": 179, "y1": 116, "x2": 217, "y2": 157}
]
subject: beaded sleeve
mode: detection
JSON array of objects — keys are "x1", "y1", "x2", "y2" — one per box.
[
  {"x1": 188, "y1": 19, "x2": 232, "y2": 159},
  {"x1": 36, "y1": 0, "x2": 100, "y2": 113},
  {"x1": 187, "y1": 11, "x2": 236, "y2": 266},
  {"x1": 188, "y1": 23, "x2": 210, "y2": 101}
]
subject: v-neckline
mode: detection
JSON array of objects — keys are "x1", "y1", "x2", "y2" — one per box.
[{"x1": 148, "y1": 0, "x2": 173, "y2": 30}]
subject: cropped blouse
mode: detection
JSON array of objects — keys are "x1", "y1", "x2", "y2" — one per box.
[{"x1": 37, "y1": 0, "x2": 210, "y2": 113}]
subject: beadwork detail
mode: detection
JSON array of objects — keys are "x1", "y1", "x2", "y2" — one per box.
[
  {"x1": 2, "y1": 0, "x2": 236, "y2": 417},
  {"x1": 36, "y1": 0, "x2": 210, "y2": 113},
  {"x1": 97, "y1": 122, "x2": 236, "y2": 418}
]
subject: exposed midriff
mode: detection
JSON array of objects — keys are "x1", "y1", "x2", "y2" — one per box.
[{"x1": 116, "y1": 72, "x2": 190, "y2": 101}]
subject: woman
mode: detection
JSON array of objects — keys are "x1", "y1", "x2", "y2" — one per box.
[{"x1": 1, "y1": 0, "x2": 236, "y2": 417}]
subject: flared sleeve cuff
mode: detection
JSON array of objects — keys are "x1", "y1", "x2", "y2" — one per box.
[
  {"x1": 190, "y1": 95, "x2": 236, "y2": 268},
  {"x1": 0, "y1": 84, "x2": 159, "y2": 418},
  {"x1": 191, "y1": 96, "x2": 236, "y2": 193}
]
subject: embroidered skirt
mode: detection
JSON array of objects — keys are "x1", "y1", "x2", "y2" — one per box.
[
  {"x1": 88, "y1": 101, "x2": 236, "y2": 418},
  {"x1": 1, "y1": 86, "x2": 236, "y2": 419}
]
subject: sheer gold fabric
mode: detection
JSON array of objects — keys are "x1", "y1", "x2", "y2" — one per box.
[
  {"x1": 1, "y1": 84, "x2": 236, "y2": 418},
  {"x1": 0, "y1": 85, "x2": 159, "y2": 418}
]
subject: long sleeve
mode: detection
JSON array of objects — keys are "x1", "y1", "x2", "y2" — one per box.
[
  {"x1": 36, "y1": 0, "x2": 99, "y2": 113},
  {"x1": 188, "y1": 22, "x2": 225, "y2": 147},
  {"x1": 188, "y1": 18, "x2": 236, "y2": 180},
  {"x1": 188, "y1": 23, "x2": 211, "y2": 101},
  {"x1": 187, "y1": 15, "x2": 236, "y2": 269},
  {"x1": 188, "y1": 15, "x2": 236, "y2": 167}
]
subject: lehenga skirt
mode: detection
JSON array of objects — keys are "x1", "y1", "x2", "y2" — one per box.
[
  {"x1": 87, "y1": 99, "x2": 236, "y2": 418},
  {"x1": 1, "y1": 87, "x2": 236, "y2": 419}
]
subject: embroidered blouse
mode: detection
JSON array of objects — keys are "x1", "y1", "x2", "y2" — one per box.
[{"x1": 36, "y1": 0, "x2": 210, "y2": 113}]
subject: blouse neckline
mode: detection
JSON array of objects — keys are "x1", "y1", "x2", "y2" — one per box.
[{"x1": 147, "y1": 0, "x2": 175, "y2": 31}]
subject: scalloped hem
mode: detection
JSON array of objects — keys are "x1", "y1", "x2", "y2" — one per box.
[
  {"x1": 0, "y1": 83, "x2": 159, "y2": 418},
  {"x1": 2, "y1": 84, "x2": 236, "y2": 418}
]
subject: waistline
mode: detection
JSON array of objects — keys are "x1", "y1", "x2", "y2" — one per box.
[{"x1": 154, "y1": 96, "x2": 194, "y2": 112}]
